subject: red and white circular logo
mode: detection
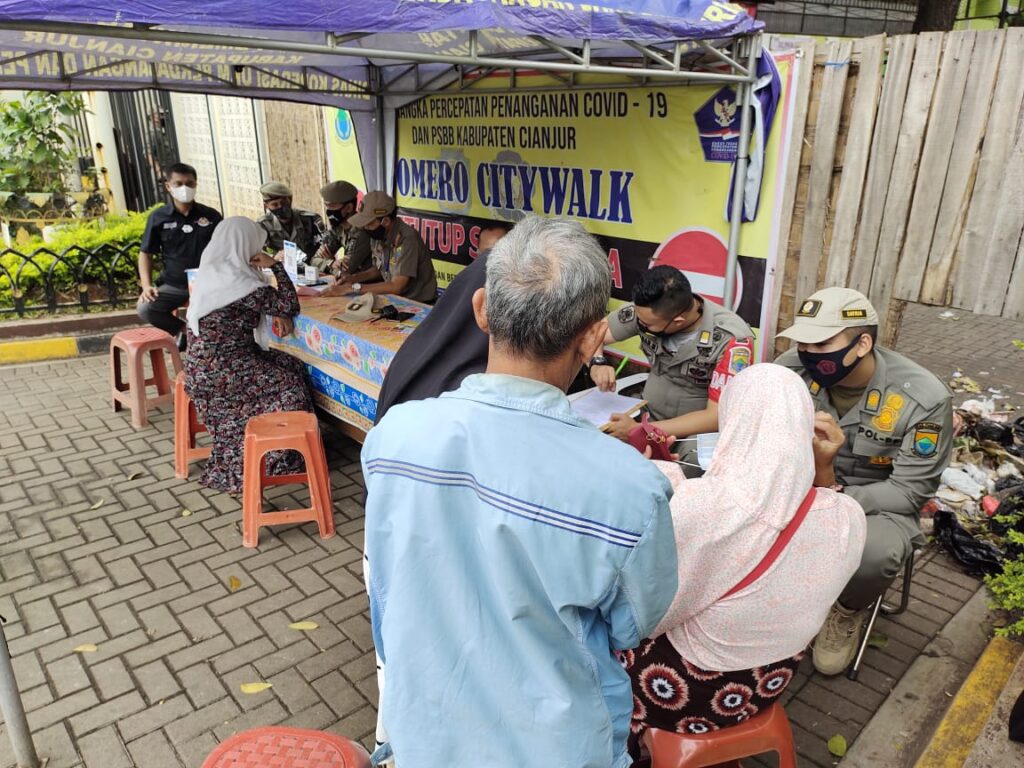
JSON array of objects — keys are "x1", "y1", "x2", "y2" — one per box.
[{"x1": 650, "y1": 227, "x2": 742, "y2": 310}]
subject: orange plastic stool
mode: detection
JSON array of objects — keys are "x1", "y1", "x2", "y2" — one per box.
[
  {"x1": 174, "y1": 371, "x2": 211, "y2": 479},
  {"x1": 644, "y1": 703, "x2": 797, "y2": 768},
  {"x1": 110, "y1": 327, "x2": 182, "y2": 428},
  {"x1": 242, "y1": 411, "x2": 335, "y2": 548},
  {"x1": 201, "y1": 727, "x2": 370, "y2": 768}
]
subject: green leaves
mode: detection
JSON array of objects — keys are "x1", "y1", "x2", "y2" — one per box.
[
  {"x1": 0, "y1": 91, "x2": 85, "y2": 195},
  {"x1": 827, "y1": 734, "x2": 848, "y2": 757}
]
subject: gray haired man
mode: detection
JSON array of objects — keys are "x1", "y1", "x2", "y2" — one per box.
[{"x1": 361, "y1": 215, "x2": 677, "y2": 768}]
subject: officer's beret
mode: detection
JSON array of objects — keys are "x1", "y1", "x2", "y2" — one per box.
[
  {"x1": 320, "y1": 180, "x2": 359, "y2": 204},
  {"x1": 260, "y1": 180, "x2": 293, "y2": 200}
]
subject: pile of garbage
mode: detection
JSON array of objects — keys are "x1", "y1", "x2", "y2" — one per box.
[{"x1": 924, "y1": 396, "x2": 1024, "y2": 576}]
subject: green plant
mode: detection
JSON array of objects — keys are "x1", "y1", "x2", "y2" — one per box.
[
  {"x1": 0, "y1": 92, "x2": 84, "y2": 194},
  {"x1": 0, "y1": 208, "x2": 156, "y2": 312},
  {"x1": 986, "y1": 557, "x2": 1024, "y2": 637},
  {"x1": 986, "y1": 498, "x2": 1024, "y2": 638}
]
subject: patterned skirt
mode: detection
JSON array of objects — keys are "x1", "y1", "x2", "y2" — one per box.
[{"x1": 620, "y1": 633, "x2": 805, "y2": 764}]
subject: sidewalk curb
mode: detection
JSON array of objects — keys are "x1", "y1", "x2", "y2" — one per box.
[
  {"x1": 0, "y1": 331, "x2": 123, "y2": 364},
  {"x1": 841, "y1": 587, "x2": 993, "y2": 767},
  {"x1": 913, "y1": 635, "x2": 1023, "y2": 768}
]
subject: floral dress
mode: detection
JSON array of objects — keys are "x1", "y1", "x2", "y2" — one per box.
[
  {"x1": 185, "y1": 262, "x2": 313, "y2": 493},
  {"x1": 619, "y1": 636, "x2": 805, "y2": 766}
]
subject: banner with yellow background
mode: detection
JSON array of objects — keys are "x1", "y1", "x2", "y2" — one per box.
[{"x1": 393, "y1": 55, "x2": 797, "y2": 361}]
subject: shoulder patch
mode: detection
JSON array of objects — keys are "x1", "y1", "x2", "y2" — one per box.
[
  {"x1": 727, "y1": 343, "x2": 752, "y2": 374},
  {"x1": 698, "y1": 330, "x2": 712, "y2": 346},
  {"x1": 617, "y1": 305, "x2": 635, "y2": 324},
  {"x1": 798, "y1": 300, "x2": 822, "y2": 318},
  {"x1": 912, "y1": 421, "x2": 942, "y2": 458}
]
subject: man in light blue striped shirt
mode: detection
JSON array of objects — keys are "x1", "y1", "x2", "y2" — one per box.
[{"x1": 363, "y1": 216, "x2": 677, "y2": 768}]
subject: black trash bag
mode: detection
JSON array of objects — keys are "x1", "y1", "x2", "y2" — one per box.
[
  {"x1": 1013, "y1": 416, "x2": 1024, "y2": 443},
  {"x1": 994, "y1": 476, "x2": 1024, "y2": 493},
  {"x1": 934, "y1": 509, "x2": 1004, "y2": 576},
  {"x1": 972, "y1": 419, "x2": 1015, "y2": 446},
  {"x1": 1011, "y1": 688, "x2": 1024, "y2": 743}
]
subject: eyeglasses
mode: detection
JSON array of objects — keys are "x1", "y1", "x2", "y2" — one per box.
[{"x1": 637, "y1": 316, "x2": 673, "y2": 336}]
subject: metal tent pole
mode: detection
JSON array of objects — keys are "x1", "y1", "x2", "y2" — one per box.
[
  {"x1": 0, "y1": 620, "x2": 39, "y2": 768},
  {"x1": 723, "y1": 34, "x2": 761, "y2": 310}
]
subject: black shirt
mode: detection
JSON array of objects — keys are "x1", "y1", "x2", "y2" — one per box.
[
  {"x1": 140, "y1": 202, "x2": 223, "y2": 289},
  {"x1": 374, "y1": 251, "x2": 490, "y2": 424}
]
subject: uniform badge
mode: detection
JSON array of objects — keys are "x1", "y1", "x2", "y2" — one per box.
[
  {"x1": 842, "y1": 308, "x2": 868, "y2": 319},
  {"x1": 698, "y1": 330, "x2": 712, "y2": 346},
  {"x1": 912, "y1": 422, "x2": 941, "y2": 458},
  {"x1": 871, "y1": 393, "x2": 904, "y2": 433},
  {"x1": 728, "y1": 345, "x2": 751, "y2": 374},
  {"x1": 809, "y1": 381, "x2": 821, "y2": 395},
  {"x1": 865, "y1": 389, "x2": 882, "y2": 413},
  {"x1": 181, "y1": 224, "x2": 194, "y2": 234},
  {"x1": 797, "y1": 300, "x2": 822, "y2": 318},
  {"x1": 197, "y1": 217, "x2": 211, "y2": 227},
  {"x1": 868, "y1": 455, "x2": 893, "y2": 467},
  {"x1": 617, "y1": 305, "x2": 635, "y2": 324}
]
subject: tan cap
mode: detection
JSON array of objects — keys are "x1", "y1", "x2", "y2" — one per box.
[
  {"x1": 348, "y1": 191, "x2": 396, "y2": 228},
  {"x1": 260, "y1": 180, "x2": 292, "y2": 200},
  {"x1": 336, "y1": 292, "x2": 379, "y2": 323},
  {"x1": 777, "y1": 287, "x2": 879, "y2": 344},
  {"x1": 321, "y1": 180, "x2": 359, "y2": 205}
]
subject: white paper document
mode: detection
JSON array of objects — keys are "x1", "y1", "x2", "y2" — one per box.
[{"x1": 570, "y1": 388, "x2": 645, "y2": 428}]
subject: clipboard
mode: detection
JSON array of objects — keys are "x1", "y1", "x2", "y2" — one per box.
[{"x1": 569, "y1": 387, "x2": 647, "y2": 431}]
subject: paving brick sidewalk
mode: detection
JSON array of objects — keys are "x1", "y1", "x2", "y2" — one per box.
[{"x1": 0, "y1": 300, "x2": 1019, "y2": 768}]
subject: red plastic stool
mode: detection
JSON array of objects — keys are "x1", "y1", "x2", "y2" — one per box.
[
  {"x1": 110, "y1": 327, "x2": 182, "y2": 428},
  {"x1": 201, "y1": 727, "x2": 370, "y2": 768},
  {"x1": 174, "y1": 371, "x2": 211, "y2": 479},
  {"x1": 242, "y1": 411, "x2": 335, "y2": 548},
  {"x1": 644, "y1": 703, "x2": 797, "y2": 768}
]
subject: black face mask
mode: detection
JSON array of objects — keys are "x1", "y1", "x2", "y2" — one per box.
[
  {"x1": 326, "y1": 210, "x2": 346, "y2": 227},
  {"x1": 368, "y1": 224, "x2": 387, "y2": 241},
  {"x1": 798, "y1": 335, "x2": 865, "y2": 389},
  {"x1": 270, "y1": 206, "x2": 292, "y2": 220}
]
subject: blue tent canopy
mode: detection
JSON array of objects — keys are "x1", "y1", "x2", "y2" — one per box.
[
  {"x1": 0, "y1": 2, "x2": 759, "y2": 41},
  {"x1": 0, "y1": 1, "x2": 763, "y2": 304}
]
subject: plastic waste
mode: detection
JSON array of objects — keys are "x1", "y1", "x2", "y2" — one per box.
[
  {"x1": 934, "y1": 509, "x2": 1004, "y2": 576},
  {"x1": 941, "y1": 467, "x2": 986, "y2": 500},
  {"x1": 971, "y1": 419, "x2": 1014, "y2": 446}
]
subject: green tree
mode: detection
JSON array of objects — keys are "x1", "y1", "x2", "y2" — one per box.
[{"x1": 0, "y1": 91, "x2": 84, "y2": 194}]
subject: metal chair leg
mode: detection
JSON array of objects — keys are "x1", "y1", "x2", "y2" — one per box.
[
  {"x1": 847, "y1": 595, "x2": 883, "y2": 681},
  {"x1": 846, "y1": 547, "x2": 919, "y2": 680}
]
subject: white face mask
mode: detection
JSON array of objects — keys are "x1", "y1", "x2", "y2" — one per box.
[{"x1": 170, "y1": 185, "x2": 196, "y2": 204}]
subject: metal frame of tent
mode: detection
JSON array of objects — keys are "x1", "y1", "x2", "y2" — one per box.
[{"x1": 0, "y1": 16, "x2": 763, "y2": 306}]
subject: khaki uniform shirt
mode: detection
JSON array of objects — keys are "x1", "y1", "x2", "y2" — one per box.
[
  {"x1": 257, "y1": 208, "x2": 324, "y2": 259},
  {"x1": 310, "y1": 223, "x2": 372, "y2": 276},
  {"x1": 776, "y1": 346, "x2": 953, "y2": 520},
  {"x1": 372, "y1": 219, "x2": 438, "y2": 304},
  {"x1": 607, "y1": 297, "x2": 753, "y2": 421}
]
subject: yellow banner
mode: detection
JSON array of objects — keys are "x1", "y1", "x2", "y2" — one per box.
[{"x1": 394, "y1": 55, "x2": 798, "y2": 360}]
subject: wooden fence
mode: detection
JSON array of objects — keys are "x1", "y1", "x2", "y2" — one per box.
[{"x1": 771, "y1": 27, "x2": 1024, "y2": 352}]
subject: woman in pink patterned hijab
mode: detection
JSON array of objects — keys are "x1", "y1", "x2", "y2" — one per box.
[{"x1": 623, "y1": 363, "x2": 866, "y2": 762}]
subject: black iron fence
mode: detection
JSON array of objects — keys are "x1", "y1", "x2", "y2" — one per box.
[{"x1": 0, "y1": 244, "x2": 143, "y2": 318}]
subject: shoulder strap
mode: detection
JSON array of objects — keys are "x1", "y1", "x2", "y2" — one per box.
[{"x1": 721, "y1": 488, "x2": 818, "y2": 600}]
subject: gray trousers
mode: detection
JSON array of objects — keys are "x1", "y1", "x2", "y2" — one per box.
[
  {"x1": 137, "y1": 284, "x2": 190, "y2": 336},
  {"x1": 839, "y1": 511, "x2": 922, "y2": 611}
]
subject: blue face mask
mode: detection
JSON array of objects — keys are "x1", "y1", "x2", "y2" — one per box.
[{"x1": 798, "y1": 335, "x2": 865, "y2": 389}]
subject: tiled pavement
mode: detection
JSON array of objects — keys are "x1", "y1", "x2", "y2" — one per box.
[{"x1": 0, "y1": 300, "x2": 1019, "y2": 768}]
